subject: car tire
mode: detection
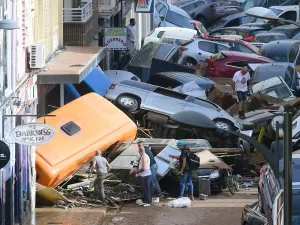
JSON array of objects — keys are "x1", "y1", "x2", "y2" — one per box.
[
  {"x1": 258, "y1": 190, "x2": 265, "y2": 214},
  {"x1": 116, "y1": 95, "x2": 139, "y2": 112},
  {"x1": 213, "y1": 119, "x2": 232, "y2": 131},
  {"x1": 185, "y1": 58, "x2": 197, "y2": 66},
  {"x1": 196, "y1": 15, "x2": 207, "y2": 27}
]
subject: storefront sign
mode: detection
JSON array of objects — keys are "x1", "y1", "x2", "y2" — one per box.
[
  {"x1": 0, "y1": 140, "x2": 10, "y2": 169},
  {"x1": 10, "y1": 123, "x2": 56, "y2": 146},
  {"x1": 104, "y1": 28, "x2": 127, "y2": 50},
  {"x1": 135, "y1": 0, "x2": 154, "y2": 13}
]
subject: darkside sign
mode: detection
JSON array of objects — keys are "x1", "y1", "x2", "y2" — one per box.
[{"x1": 0, "y1": 140, "x2": 10, "y2": 169}]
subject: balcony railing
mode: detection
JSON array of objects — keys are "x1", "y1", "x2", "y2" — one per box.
[{"x1": 63, "y1": 0, "x2": 93, "y2": 23}]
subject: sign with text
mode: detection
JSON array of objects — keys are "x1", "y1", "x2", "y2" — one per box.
[
  {"x1": 104, "y1": 28, "x2": 127, "y2": 50},
  {"x1": 0, "y1": 141, "x2": 10, "y2": 169},
  {"x1": 135, "y1": 0, "x2": 154, "y2": 13},
  {"x1": 10, "y1": 123, "x2": 56, "y2": 146}
]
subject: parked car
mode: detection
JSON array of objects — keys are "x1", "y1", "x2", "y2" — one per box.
[
  {"x1": 142, "y1": 27, "x2": 197, "y2": 47},
  {"x1": 260, "y1": 40, "x2": 300, "y2": 65},
  {"x1": 104, "y1": 70, "x2": 140, "y2": 83},
  {"x1": 243, "y1": 0, "x2": 298, "y2": 12},
  {"x1": 254, "y1": 32, "x2": 287, "y2": 43},
  {"x1": 148, "y1": 71, "x2": 216, "y2": 90},
  {"x1": 250, "y1": 63, "x2": 300, "y2": 96},
  {"x1": 241, "y1": 22, "x2": 276, "y2": 30},
  {"x1": 240, "y1": 201, "x2": 267, "y2": 225},
  {"x1": 178, "y1": 38, "x2": 230, "y2": 65},
  {"x1": 269, "y1": 24, "x2": 300, "y2": 39},
  {"x1": 202, "y1": 51, "x2": 274, "y2": 78},
  {"x1": 174, "y1": 0, "x2": 242, "y2": 27},
  {"x1": 210, "y1": 26, "x2": 269, "y2": 42},
  {"x1": 105, "y1": 80, "x2": 242, "y2": 131},
  {"x1": 252, "y1": 76, "x2": 296, "y2": 101},
  {"x1": 207, "y1": 12, "x2": 256, "y2": 33},
  {"x1": 125, "y1": 42, "x2": 181, "y2": 82},
  {"x1": 154, "y1": 1, "x2": 194, "y2": 29},
  {"x1": 258, "y1": 153, "x2": 300, "y2": 224}
]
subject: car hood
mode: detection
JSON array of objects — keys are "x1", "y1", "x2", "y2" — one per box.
[{"x1": 244, "y1": 7, "x2": 279, "y2": 20}]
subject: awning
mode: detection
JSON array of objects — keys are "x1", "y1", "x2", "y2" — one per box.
[{"x1": 37, "y1": 46, "x2": 106, "y2": 84}]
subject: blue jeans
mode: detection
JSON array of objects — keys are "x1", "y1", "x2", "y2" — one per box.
[
  {"x1": 180, "y1": 172, "x2": 194, "y2": 197},
  {"x1": 142, "y1": 175, "x2": 153, "y2": 204},
  {"x1": 151, "y1": 164, "x2": 162, "y2": 197}
]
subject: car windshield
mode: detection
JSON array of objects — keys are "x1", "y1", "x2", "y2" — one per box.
[
  {"x1": 207, "y1": 18, "x2": 227, "y2": 32},
  {"x1": 256, "y1": 82, "x2": 292, "y2": 100},
  {"x1": 256, "y1": 34, "x2": 287, "y2": 43},
  {"x1": 293, "y1": 33, "x2": 300, "y2": 40},
  {"x1": 165, "y1": 11, "x2": 193, "y2": 28},
  {"x1": 270, "y1": 8, "x2": 284, "y2": 15},
  {"x1": 160, "y1": 37, "x2": 190, "y2": 46},
  {"x1": 243, "y1": 0, "x2": 258, "y2": 10}
]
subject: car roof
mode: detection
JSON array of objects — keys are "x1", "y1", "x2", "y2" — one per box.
[
  {"x1": 270, "y1": 5, "x2": 299, "y2": 10},
  {"x1": 155, "y1": 72, "x2": 216, "y2": 84},
  {"x1": 221, "y1": 51, "x2": 272, "y2": 61},
  {"x1": 254, "y1": 63, "x2": 289, "y2": 75},
  {"x1": 261, "y1": 40, "x2": 300, "y2": 51},
  {"x1": 119, "y1": 80, "x2": 157, "y2": 91},
  {"x1": 271, "y1": 24, "x2": 300, "y2": 31},
  {"x1": 255, "y1": 32, "x2": 286, "y2": 37}
]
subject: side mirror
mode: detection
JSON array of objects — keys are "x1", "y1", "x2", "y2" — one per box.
[{"x1": 159, "y1": 15, "x2": 164, "y2": 20}]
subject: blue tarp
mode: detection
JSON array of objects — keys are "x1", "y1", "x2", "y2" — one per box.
[{"x1": 64, "y1": 67, "x2": 112, "y2": 104}]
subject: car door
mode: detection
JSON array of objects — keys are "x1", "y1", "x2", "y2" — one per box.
[
  {"x1": 197, "y1": 40, "x2": 218, "y2": 63},
  {"x1": 288, "y1": 44, "x2": 300, "y2": 65},
  {"x1": 142, "y1": 87, "x2": 187, "y2": 115},
  {"x1": 154, "y1": 2, "x2": 168, "y2": 27}
]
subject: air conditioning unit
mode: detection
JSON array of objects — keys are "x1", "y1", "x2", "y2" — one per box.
[
  {"x1": 30, "y1": 43, "x2": 46, "y2": 69},
  {"x1": 99, "y1": 0, "x2": 116, "y2": 11}
]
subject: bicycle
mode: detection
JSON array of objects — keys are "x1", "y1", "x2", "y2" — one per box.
[{"x1": 212, "y1": 165, "x2": 239, "y2": 195}]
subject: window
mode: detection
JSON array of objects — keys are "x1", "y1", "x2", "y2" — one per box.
[
  {"x1": 240, "y1": 16, "x2": 255, "y2": 24},
  {"x1": 280, "y1": 11, "x2": 297, "y2": 21},
  {"x1": 157, "y1": 31, "x2": 165, "y2": 38},
  {"x1": 73, "y1": 82, "x2": 93, "y2": 96},
  {"x1": 217, "y1": 44, "x2": 229, "y2": 52},
  {"x1": 226, "y1": 19, "x2": 240, "y2": 27},
  {"x1": 158, "y1": 4, "x2": 167, "y2": 16},
  {"x1": 193, "y1": 98, "x2": 218, "y2": 110},
  {"x1": 154, "y1": 87, "x2": 187, "y2": 100},
  {"x1": 289, "y1": 45, "x2": 299, "y2": 63},
  {"x1": 131, "y1": 76, "x2": 139, "y2": 81},
  {"x1": 165, "y1": 11, "x2": 194, "y2": 28},
  {"x1": 268, "y1": 0, "x2": 281, "y2": 8},
  {"x1": 196, "y1": 1, "x2": 207, "y2": 7},
  {"x1": 150, "y1": 76, "x2": 181, "y2": 88},
  {"x1": 233, "y1": 43, "x2": 253, "y2": 54},
  {"x1": 292, "y1": 33, "x2": 300, "y2": 40},
  {"x1": 227, "y1": 61, "x2": 248, "y2": 68},
  {"x1": 285, "y1": 67, "x2": 293, "y2": 87},
  {"x1": 198, "y1": 41, "x2": 216, "y2": 53},
  {"x1": 155, "y1": 2, "x2": 164, "y2": 12}
]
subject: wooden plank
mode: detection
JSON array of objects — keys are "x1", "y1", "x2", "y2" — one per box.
[{"x1": 191, "y1": 148, "x2": 244, "y2": 154}]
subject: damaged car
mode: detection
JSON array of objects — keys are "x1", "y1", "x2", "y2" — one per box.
[
  {"x1": 105, "y1": 80, "x2": 242, "y2": 131},
  {"x1": 241, "y1": 201, "x2": 267, "y2": 225}
]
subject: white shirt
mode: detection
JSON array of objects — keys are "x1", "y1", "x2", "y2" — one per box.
[
  {"x1": 232, "y1": 71, "x2": 250, "y2": 92},
  {"x1": 138, "y1": 154, "x2": 151, "y2": 177},
  {"x1": 126, "y1": 25, "x2": 136, "y2": 42}
]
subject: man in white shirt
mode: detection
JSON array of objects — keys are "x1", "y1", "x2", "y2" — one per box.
[
  {"x1": 126, "y1": 18, "x2": 136, "y2": 44},
  {"x1": 232, "y1": 66, "x2": 253, "y2": 119}
]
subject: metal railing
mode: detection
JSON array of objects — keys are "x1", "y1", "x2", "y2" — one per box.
[{"x1": 63, "y1": 0, "x2": 93, "y2": 23}]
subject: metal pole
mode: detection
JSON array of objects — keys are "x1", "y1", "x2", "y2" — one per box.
[{"x1": 284, "y1": 112, "x2": 292, "y2": 225}]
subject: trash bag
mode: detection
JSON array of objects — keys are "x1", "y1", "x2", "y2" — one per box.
[{"x1": 168, "y1": 197, "x2": 191, "y2": 208}]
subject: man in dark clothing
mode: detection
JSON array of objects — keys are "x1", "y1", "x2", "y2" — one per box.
[
  {"x1": 139, "y1": 141, "x2": 162, "y2": 199},
  {"x1": 169, "y1": 141, "x2": 194, "y2": 201}
]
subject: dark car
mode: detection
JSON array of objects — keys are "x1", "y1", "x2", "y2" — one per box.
[
  {"x1": 174, "y1": 0, "x2": 242, "y2": 27},
  {"x1": 241, "y1": 201, "x2": 267, "y2": 225},
  {"x1": 260, "y1": 40, "x2": 300, "y2": 65},
  {"x1": 254, "y1": 33, "x2": 287, "y2": 43},
  {"x1": 148, "y1": 71, "x2": 216, "y2": 90},
  {"x1": 258, "y1": 152, "x2": 300, "y2": 224},
  {"x1": 125, "y1": 43, "x2": 181, "y2": 82},
  {"x1": 207, "y1": 12, "x2": 256, "y2": 32},
  {"x1": 240, "y1": 22, "x2": 275, "y2": 30},
  {"x1": 251, "y1": 63, "x2": 300, "y2": 96},
  {"x1": 242, "y1": 0, "x2": 298, "y2": 11},
  {"x1": 210, "y1": 26, "x2": 269, "y2": 42},
  {"x1": 269, "y1": 24, "x2": 300, "y2": 39}
]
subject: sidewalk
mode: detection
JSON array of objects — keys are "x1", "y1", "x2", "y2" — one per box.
[{"x1": 26, "y1": 208, "x2": 106, "y2": 225}]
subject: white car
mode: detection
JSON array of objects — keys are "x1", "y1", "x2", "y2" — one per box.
[
  {"x1": 154, "y1": 0, "x2": 194, "y2": 29},
  {"x1": 143, "y1": 27, "x2": 197, "y2": 47},
  {"x1": 178, "y1": 38, "x2": 230, "y2": 66}
]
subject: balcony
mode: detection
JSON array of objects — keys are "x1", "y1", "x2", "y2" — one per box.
[{"x1": 63, "y1": 0, "x2": 93, "y2": 23}]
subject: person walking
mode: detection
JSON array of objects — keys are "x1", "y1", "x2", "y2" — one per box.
[
  {"x1": 232, "y1": 66, "x2": 252, "y2": 119},
  {"x1": 138, "y1": 141, "x2": 162, "y2": 202},
  {"x1": 169, "y1": 141, "x2": 194, "y2": 201},
  {"x1": 126, "y1": 18, "x2": 136, "y2": 44},
  {"x1": 89, "y1": 150, "x2": 111, "y2": 205},
  {"x1": 134, "y1": 143, "x2": 153, "y2": 207}
]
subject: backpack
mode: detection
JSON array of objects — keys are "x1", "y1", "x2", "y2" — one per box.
[{"x1": 187, "y1": 152, "x2": 200, "y2": 170}]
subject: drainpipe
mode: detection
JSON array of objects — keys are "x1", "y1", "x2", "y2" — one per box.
[{"x1": 11, "y1": 0, "x2": 16, "y2": 89}]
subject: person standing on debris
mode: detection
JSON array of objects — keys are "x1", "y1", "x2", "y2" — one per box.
[
  {"x1": 126, "y1": 18, "x2": 136, "y2": 45},
  {"x1": 89, "y1": 150, "x2": 111, "y2": 205},
  {"x1": 169, "y1": 141, "x2": 194, "y2": 201},
  {"x1": 134, "y1": 142, "x2": 153, "y2": 207},
  {"x1": 138, "y1": 141, "x2": 162, "y2": 201},
  {"x1": 232, "y1": 66, "x2": 253, "y2": 119}
]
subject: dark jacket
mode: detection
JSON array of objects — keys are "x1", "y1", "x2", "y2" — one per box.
[{"x1": 145, "y1": 146, "x2": 156, "y2": 167}]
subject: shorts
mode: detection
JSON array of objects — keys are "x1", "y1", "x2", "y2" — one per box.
[{"x1": 236, "y1": 91, "x2": 248, "y2": 102}]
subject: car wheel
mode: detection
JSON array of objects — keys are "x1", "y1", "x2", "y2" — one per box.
[
  {"x1": 185, "y1": 58, "x2": 197, "y2": 66},
  {"x1": 258, "y1": 191, "x2": 265, "y2": 214},
  {"x1": 213, "y1": 120, "x2": 232, "y2": 131},
  {"x1": 116, "y1": 95, "x2": 139, "y2": 112},
  {"x1": 196, "y1": 15, "x2": 207, "y2": 27}
]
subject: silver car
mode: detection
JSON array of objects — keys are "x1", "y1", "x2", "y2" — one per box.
[{"x1": 105, "y1": 80, "x2": 242, "y2": 131}]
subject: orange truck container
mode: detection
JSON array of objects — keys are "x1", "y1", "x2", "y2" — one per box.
[{"x1": 36, "y1": 93, "x2": 137, "y2": 187}]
